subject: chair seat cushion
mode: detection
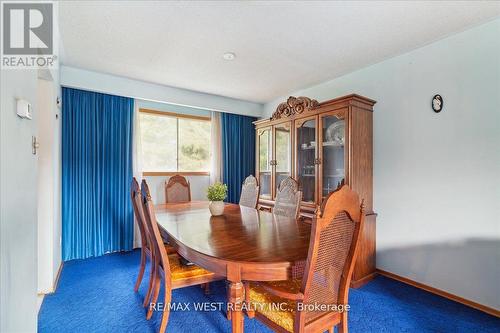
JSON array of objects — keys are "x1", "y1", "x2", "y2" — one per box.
[
  {"x1": 167, "y1": 253, "x2": 214, "y2": 281},
  {"x1": 248, "y1": 279, "x2": 302, "y2": 332},
  {"x1": 164, "y1": 243, "x2": 177, "y2": 255}
]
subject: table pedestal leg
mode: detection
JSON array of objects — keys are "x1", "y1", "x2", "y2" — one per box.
[{"x1": 228, "y1": 281, "x2": 244, "y2": 333}]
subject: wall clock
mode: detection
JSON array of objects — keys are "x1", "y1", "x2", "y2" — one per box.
[{"x1": 432, "y1": 94, "x2": 443, "y2": 113}]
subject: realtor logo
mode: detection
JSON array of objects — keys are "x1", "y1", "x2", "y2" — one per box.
[{"x1": 1, "y1": 1, "x2": 57, "y2": 68}]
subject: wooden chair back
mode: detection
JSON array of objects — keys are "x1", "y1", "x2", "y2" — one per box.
[
  {"x1": 141, "y1": 180, "x2": 172, "y2": 294},
  {"x1": 273, "y1": 177, "x2": 302, "y2": 219},
  {"x1": 130, "y1": 177, "x2": 150, "y2": 252},
  {"x1": 296, "y1": 185, "x2": 364, "y2": 329},
  {"x1": 165, "y1": 175, "x2": 191, "y2": 203},
  {"x1": 239, "y1": 175, "x2": 260, "y2": 208}
]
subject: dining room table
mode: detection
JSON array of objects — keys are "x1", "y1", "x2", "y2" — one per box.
[{"x1": 154, "y1": 200, "x2": 311, "y2": 333}]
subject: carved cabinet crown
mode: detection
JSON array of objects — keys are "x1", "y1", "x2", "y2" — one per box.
[{"x1": 271, "y1": 96, "x2": 319, "y2": 120}]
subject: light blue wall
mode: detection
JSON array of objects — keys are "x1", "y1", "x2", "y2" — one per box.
[
  {"x1": 61, "y1": 66, "x2": 264, "y2": 117},
  {"x1": 1, "y1": 67, "x2": 61, "y2": 331},
  {"x1": 264, "y1": 19, "x2": 500, "y2": 309}
]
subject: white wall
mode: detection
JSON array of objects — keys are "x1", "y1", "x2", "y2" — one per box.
[
  {"x1": 52, "y1": 83, "x2": 62, "y2": 290},
  {"x1": 263, "y1": 19, "x2": 500, "y2": 309},
  {"x1": 37, "y1": 78, "x2": 55, "y2": 294},
  {"x1": 61, "y1": 66, "x2": 264, "y2": 117},
  {"x1": 0, "y1": 67, "x2": 60, "y2": 332},
  {"x1": 1, "y1": 69, "x2": 39, "y2": 332},
  {"x1": 36, "y1": 73, "x2": 62, "y2": 297}
]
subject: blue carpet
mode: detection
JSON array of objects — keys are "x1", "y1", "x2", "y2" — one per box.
[{"x1": 38, "y1": 250, "x2": 500, "y2": 332}]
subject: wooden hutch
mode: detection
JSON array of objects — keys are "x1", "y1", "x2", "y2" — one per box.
[{"x1": 254, "y1": 94, "x2": 376, "y2": 287}]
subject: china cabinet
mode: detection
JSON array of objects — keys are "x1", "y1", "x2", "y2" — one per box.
[{"x1": 254, "y1": 94, "x2": 377, "y2": 287}]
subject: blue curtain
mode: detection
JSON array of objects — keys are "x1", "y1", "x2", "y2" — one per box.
[
  {"x1": 62, "y1": 87, "x2": 134, "y2": 261},
  {"x1": 221, "y1": 113, "x2": 256, "y2": 203}
]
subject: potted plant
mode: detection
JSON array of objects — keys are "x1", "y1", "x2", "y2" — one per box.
[{"x1": 207, "y1": 182, "x2": 228, "y2": 216}]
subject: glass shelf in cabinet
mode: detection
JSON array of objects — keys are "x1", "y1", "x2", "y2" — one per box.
[{"x1": 322, "y1": 142, "x2": 344, "y2": 147}]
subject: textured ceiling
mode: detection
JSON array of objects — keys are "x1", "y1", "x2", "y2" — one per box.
[{"x1": 59, "y1": 1, "x2": 500, "y2": 103}]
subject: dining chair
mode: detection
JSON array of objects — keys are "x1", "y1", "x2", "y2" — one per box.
[
  {"x1": 130, "y1": 178, "x2": 153, "y2": 294},
  {"x1": 239, "y1": 175, "x2": 260, "y2": 208},
  {"x1": 130, "y1": 178, "x2": 176, "y2": 306},
  {"x1": 140, "y1": 180, "x2": 220, "y2": 333},
  {"x1": 165, "y1": 175, "x2": 213, "y2": 292},
  {"x1": 273, "y1": 177, "x2": 302, "y2": 219},
  {"x1": 245, "y1": 185, "x2": 365, "y2": 333},
  {"x1": 165, "y1": 175, "x2": 191, "y2": 203}
]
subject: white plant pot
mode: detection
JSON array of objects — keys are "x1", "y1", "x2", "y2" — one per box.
[{"x1": 209, "y1": 201, "x2": 225, "y2": 216}]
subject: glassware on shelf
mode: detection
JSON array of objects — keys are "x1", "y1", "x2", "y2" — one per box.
[
  {"x1": 302, "y1": 165, "x2": 315, "y2": 176},
  {"x1": 325, "y1": 121, "x2": 345, "y2": 145},
  {"x1": 275, "y1": 123, "x2": 291, "y2": 195},
  {"x1": 297, "y1": 118, "x2": 316, "y2": 203},
  {"x1": 258, "y1": 128, "x2": 272, "y2": 198},
  {"x1": 321, "y1": 115, "x2": 345, "y2": 201},
  {"x1": 323, "y1": 141, "x2": 344, "y2": 147}
]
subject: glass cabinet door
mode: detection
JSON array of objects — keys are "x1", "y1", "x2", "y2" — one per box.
[
  {"x1": 257, "y1": 127, "x2": 272, "y2": 198},
  {"x1": 273, "y1": 122, "x2": 291, "y2": 197},
  {"x1": 296, "y1": 117, "x2": 317, "y2": 203},
  {"x1": 320, "y1": 113, "x2": 345, "y2": 201}
]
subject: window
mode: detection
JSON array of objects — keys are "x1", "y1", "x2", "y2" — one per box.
[{"x1": 139, "y1": 109, "x2": 211, "y2": 175}]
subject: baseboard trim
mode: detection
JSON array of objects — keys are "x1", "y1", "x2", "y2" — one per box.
[
  {"x1": 37, "y1": 262, "x2": 64, "y2": 296},
  {"x1": 52, "y1": 261, "x2": 64, "y2": 292},
  {"x1": 376, "y1": 269, "x2": 500, "y2": 318},
  {"x1": 350, "y1": 271, "x2": 377, "y2": 288}
]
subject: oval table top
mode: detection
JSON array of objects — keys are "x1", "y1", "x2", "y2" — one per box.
[{"x1": 155, "y1": 201, "x2": 311, "y2": 265}]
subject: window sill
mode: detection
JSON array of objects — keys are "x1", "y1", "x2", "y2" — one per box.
[{"x1": 142, "y1": 171, "x2": 210, "y2": 176}]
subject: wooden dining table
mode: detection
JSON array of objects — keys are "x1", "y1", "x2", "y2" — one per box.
[{"x1": 154, "y1": 201, "x2": 311, "y2": 333}]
